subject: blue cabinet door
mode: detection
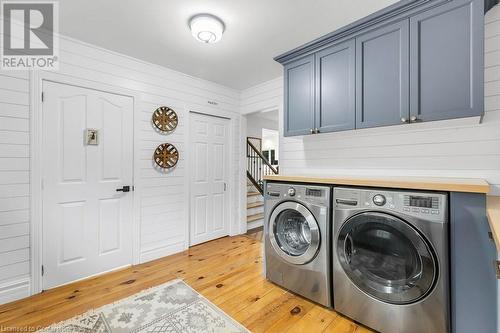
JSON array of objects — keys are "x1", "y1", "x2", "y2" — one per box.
[
  {"x1": 355, "y1": 20, "x2": 410, "y2": 129},
  {"x1": 315, "y1": 40, "x2": 355, "y2": 133},
  {"x1": 284, "y1": 55, "x2": 315, "y2": 137},
  {"x1": 409, "y1": 0, "x2": 484, "y2": 122}
]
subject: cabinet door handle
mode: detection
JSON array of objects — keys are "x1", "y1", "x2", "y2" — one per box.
[{"x1": 401, "y1": 117, "x2": 408, "y2": 123}]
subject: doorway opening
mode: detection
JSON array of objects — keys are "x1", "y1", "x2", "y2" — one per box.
[{"x1": 244, "y1": 109, "x2": 279, "y2": 230}]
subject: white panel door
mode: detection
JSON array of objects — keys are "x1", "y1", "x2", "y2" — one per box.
[
  {"x1": 190, "y1": 113, "x2": 230, "y2": 245},
  {"x1": 42, "y1": 81, "x2": 133, "y2": 290}
]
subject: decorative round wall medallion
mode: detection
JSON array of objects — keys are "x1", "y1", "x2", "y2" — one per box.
[
  {"x1": 153, "y1": 143, "x2": 179, "y2": 169},
  {"x1": 152, "y1": 106, "x2": 178, "y2": 133}
]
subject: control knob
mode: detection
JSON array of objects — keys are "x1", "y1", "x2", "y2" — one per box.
[
  {"x1": 288, "y1": 188, "x2": 296, "y2": 197},
  {"x1": 373, "y1": 194, "x2": 386, "y2": 206}
]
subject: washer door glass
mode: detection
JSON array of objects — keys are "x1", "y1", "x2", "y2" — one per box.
[
  {"x1": 275, "y1": 209, "x2": 311, "y2": 256},
  {"x1": 269, "y1": 202, "x2": 320, "y2": 265},
  {"x1": 337, "y1": 212, "x2": 438, "y2": 304}
]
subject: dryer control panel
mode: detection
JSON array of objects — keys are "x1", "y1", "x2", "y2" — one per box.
[{"x1": 334, "y1": 188, "x2": 447, "y2": 222}]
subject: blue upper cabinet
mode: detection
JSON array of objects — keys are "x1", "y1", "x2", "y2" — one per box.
[
  {"x1": 276, "y1": 0, "x2": 485, "y2": 136},
  {"x1": 356, "y1": 20, "x2": 410, "y2": 129},
  {"x1": 410, "y1": 0, "x2": 484, "y2": 122},
  {"x1": 315, "y1": 40, "x2": 355, "y2": 133},
  {"x1": 284, "y1": 55, "x2": 315, "y2": 137}
]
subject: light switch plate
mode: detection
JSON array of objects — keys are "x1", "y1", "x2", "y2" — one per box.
[{"x1": 85, "y1": 129, "x2": 99, "y2": 145}]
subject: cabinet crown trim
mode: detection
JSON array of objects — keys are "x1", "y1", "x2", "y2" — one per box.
[
  {"x1": 274, "y1": 0, "x2": 432, "y2": 64},
  {"x1": 274, "y1": 0, "x2": 494, "y2": 64}
]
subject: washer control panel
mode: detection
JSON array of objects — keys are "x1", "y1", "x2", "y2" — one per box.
[
  {"x1": 334, "y1": 187, "x2": 447, "y2": 222},
  {"x1": 266, "y1": 183, "x2": 330, "y2": 206}
]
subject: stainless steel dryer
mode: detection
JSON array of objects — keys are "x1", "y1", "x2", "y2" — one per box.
[
  {"x1": 333, "y1": 187, "x2": 449, "y2": 333},
  {"x1": 264, "y1": 182, "x2": 332, "y2": 308}
]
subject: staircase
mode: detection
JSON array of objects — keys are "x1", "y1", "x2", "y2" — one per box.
[
  {"x1": 246, "y1": 182, "x2": 264, "y2": 229},
  {"x1": 246, "y1": 138, "x2": 278, "y2": 230}
]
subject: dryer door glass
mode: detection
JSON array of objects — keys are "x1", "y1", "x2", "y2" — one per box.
[
  {"x1": 337, "y1": 212, "x2": 438, "y2": 304},
  {"x1": 269, "y1": 202, "x2": 320, "y2": 265}
]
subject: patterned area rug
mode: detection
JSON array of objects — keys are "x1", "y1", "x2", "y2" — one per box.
[{"x1": 38, "y1": 279, "x2": 249, "y2": 333}]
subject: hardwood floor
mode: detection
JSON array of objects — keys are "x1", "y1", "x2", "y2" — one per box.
[
  {"x1": 246, "y1": 226, "x2": 263, "y2": 241},
  {"x1": 0, "y1": 233, "x2": 372, "y2": 332}
]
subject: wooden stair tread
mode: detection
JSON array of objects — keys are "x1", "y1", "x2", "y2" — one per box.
[
  {"x1": 247, "y1": 191, "x2": 261, "y2": 197},
  {"x1": 247, "y1": 202, "x2": 264, "y2": 209},
  {"x1": 247, "y1": 213, "x2": 264, "y2": 222}
]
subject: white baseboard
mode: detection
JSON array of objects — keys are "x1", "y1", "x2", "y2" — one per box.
[
  {"x1": 139, "y1": 241, "x2": 185, "y2": 264},
  {"x1": 0, "y1": 277, "x2": 30, "y2": 305}
]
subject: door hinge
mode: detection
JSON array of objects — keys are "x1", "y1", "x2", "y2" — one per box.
[
  {"x1": 41, "y1": 265, "x2": 44, "y2": 276},
  {"x1": 41, "y1": 92, "x2": 44, "y2": 102}
]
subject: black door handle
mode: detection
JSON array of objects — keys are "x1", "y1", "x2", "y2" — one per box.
[
  {"x1": 116, "y1": 186, "x2": 131, "y2": 193},
  {"x1": 345, "y1": 234, "x2": 353, "y2": 264}
]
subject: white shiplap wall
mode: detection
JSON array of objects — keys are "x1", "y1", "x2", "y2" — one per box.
[
  {"x1": 0, "y1": 71, "x2": 31, "y2": 304},
  {"x1": 0, "y1": 36, "x2": 243, "y2": 303},
  {"x1": 241, "y1": 6, "x2": 500, "y2": 195},
  {"x1": 240, "y1": 77, "x2": 282, "y2": 115}
]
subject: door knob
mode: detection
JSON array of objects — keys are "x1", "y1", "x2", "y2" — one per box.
[
  {"x1": 116, "y1": 186, "x2": 131, "y2": 192},
  {"x1": 401, "y1": 117, "x2": 408, "y2": 123}
]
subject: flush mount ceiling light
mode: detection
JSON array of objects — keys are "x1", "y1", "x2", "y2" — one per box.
[{"x1": 189, "y1": 14, "x2": 225, "y2": 44}]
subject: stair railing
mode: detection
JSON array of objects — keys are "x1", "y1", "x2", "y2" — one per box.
[{"x1": 247, "y1": 138, "x2": 279, "y2": 194}]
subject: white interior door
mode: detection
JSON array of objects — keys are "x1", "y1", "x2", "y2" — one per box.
[
  {"x1": 42, "y1": 81, "x2": 134, "y2": 290},
  {"x1": 190, "y1": 112, "x2": 230, "y2": 245}
]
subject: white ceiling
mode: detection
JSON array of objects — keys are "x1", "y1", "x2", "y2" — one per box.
[{"x1": 59, "y1": 0, "x2": 398, "y2": 90}]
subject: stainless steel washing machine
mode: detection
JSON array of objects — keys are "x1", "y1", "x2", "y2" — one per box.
[
  {"x1": 333, "y1": 187, "x2": 449, "y2": 333},
  {"x1": 264, "y1": 182, "x2": 332, "y2": 308}
]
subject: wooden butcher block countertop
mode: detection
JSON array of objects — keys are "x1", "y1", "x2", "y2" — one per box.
[{"x1": 263, "y1": 175, "x2": 490, "y2": 194}]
